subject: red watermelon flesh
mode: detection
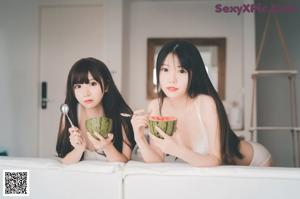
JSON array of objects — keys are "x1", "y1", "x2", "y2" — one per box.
[{"x1": 148, "y1": 116, "x2": 177, "y2": 139}]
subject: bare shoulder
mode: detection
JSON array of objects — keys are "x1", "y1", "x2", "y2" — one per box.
[{"x1": 195, "y1": 94, "x2": 217, "y2": 111}]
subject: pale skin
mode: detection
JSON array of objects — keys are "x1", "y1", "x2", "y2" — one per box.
[
  {"x1": 61, "y1": 72, "x2": 132, "y2": 164},
  {"x1": 131, "y1": 53, "x2": 271, "y2": 167}
]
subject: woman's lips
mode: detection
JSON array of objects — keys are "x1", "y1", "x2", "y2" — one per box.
[
  {"x1": 166, "y1": 87, "x2": 178, "y2": 92},
  {"x1": 84, "y1": 99, "x2": 93, "y2": 104}
]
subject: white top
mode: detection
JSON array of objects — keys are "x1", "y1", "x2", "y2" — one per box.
[{"x1": 83, "y1": 150, "x2": 107, "y2": 161}]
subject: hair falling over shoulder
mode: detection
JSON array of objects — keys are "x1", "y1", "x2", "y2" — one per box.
[
  {"x1": 155, "y1": 40, "x2": 243, "y2": 164},
  {"x1": 56, "y1": 57, "x2": 136, "y2": 158}
]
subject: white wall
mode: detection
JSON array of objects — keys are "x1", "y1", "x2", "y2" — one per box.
[
  {"x1": 0, "y1": 16, "x2": 13, "y2": 154},
  {"x1": 0, "y1": 0, "x2": 124, "y2": 157},
  {"x1": 0, "y1": 0, "x2": 39, "y2": 156},
  {"x1": 125, "y1": 0, "x2": 248, "y2": 112},
  {"x1": 0, "y1": 0, "x2": 255, "y2": 157}
]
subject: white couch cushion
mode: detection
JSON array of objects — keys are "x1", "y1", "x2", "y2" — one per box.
[
  {"x1": 0, "y1": 157, "x2": 123, "y2": 199},
  {"x1": 123, "y1": 161, "x2": 300, "y2": 199},
  {"x1": 124, "y1": 161, "x2": 300, "y2": 178}
]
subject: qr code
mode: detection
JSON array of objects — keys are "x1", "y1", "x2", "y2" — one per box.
[{"x1": 2, "y1": 170, "x2": 30, "y2": 197}]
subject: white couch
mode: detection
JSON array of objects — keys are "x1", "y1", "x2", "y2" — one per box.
[
  {"x1": 123, "y1": 161, "x2": 300, "y2": 199},
  {"x1": 0, "y1": 157, "x2": 123, "y2": 199},
  {"x1": 1, "y1": 157, "x2": 300, "y2": 199}
]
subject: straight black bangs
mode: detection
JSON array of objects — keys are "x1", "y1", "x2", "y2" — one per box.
[
  {"x1": 71, "y1": 66, "x2": 90, "y2": 85},
  {"x1": 69, "y1": 61, "x2": 105, "y2": 92}
]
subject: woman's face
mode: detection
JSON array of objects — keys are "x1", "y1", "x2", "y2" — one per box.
[
  {"x1": 73, "y1": 72, "x2": 104, "y2": 109},
  {"x1": 159, "y1": 53, "x2": 189, "y2": 99}
]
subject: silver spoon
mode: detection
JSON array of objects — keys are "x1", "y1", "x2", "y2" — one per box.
[
  {"x1": 120, "y1": 112, "x2": 151, "y2": 118},
  {"x1": 120, "y1": 112, "x2": 149, "y2": 129},
  {"x1": 60, "y1": 104, "x2": 75, "y2": 127},
  {"x1": 120, "y1": 113, "x2": 132, "y2": 117}
]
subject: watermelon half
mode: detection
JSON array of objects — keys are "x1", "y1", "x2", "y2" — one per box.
[
  {"x1": 148, "y1": 116, "x2": 177, "y2": 139},
  {"x1": 85, "y1": 116, "x2": 113, "y2": 138}
]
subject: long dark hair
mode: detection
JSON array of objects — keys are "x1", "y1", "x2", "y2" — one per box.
[
  {"x1": 155, "y1": 40, "x2": 243, "y2": 164},
  {"x1": 56, "y1": 57, "x2": 135, "y2": 158}
]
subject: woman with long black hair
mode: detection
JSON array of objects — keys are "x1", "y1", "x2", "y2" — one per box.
[
  {"x1": 131, "y1": 40, "x2": 271, "y2": 167},
  {"x1": 56, "y1": 57, "x2": 135, "y2": 164}
]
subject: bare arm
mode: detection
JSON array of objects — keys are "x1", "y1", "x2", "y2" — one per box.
[
  {"x1": 102, "y1": 127, "x2": 132, "y2": 163},
  {"x1": 61, "y1": 126, "x2": 86, "y2": 165},
  {"x1": 58, "y1": 116, "x2": 85, "y2": 164},
  {"x1": 87, "y1": 125, "x2": 132, "y2": 163},
  {"x1": 136, "y1": 134, "x2": 164, "y2": 162},
  {"x1": 102, "y1": 143, "x2": 130, "y2": 162},
  {"x1": 61, "y1": 148, "x2": 84, "y2": 165},
  {"x1": 173, "y1": 146, "x2": 220, "y2": 167},
  {"x1": 131, "y1": 100, "x2": 164, "y2": 162}
]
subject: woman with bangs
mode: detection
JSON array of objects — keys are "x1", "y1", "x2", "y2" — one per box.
[
  {"x1": 56, "y1": 57, "x2": 135, "y2": 164},
  {"x1": 131, "y1": 40, "x2": 272, "y2": 167}
]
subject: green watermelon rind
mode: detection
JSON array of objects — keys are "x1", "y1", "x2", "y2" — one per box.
[
  {"x1": 148, "y1": 116, "x2": 177, "y2": 139},
  {"x1": 85, "y1": 116, "x2": 113, "y2": 138}
]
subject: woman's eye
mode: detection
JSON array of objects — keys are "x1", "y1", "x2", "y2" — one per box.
[
  {"x1": 179, "y1": 68, "x2": 187, "y2": 73},
  {"x1": 90, "y1": 81, "x2": 98, "y2": 86},
  {"x1": 160, "y1": 68, "x2": 168, "y2": 72},
  {"x1": 73, "y1": 84, "x2": 81, "y2": 89}
]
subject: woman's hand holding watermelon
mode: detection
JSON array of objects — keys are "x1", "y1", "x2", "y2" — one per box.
[
  {"x1": 149, "y1": 126, "x2": 179, "y2": 156},
  {"x1": 87, "y1": 132, "x2": 114, "y2": 151}
]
